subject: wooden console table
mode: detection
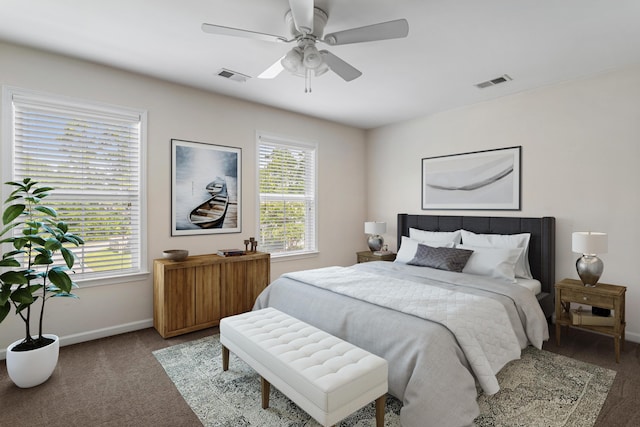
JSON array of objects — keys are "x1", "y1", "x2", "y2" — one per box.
[{"x1": 153, "y1": 251, "x2": 270, "y2": 338}]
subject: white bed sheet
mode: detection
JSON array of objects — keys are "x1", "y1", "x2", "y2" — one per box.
[{"x1": 515, "y1": 278, "x2": 542, "y2": 295}]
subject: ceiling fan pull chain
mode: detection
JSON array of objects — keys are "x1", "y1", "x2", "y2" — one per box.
[{"x1": 305, "y1": 68, "x2": 312, "y2": 93}]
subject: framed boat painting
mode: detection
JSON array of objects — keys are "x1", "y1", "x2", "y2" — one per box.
[
  {"x1": 171, "y1": 139, "x2": 241, "y2": 235},
  {"x1": 421, "y1": 146, "x2": 521, "y2": 210}
]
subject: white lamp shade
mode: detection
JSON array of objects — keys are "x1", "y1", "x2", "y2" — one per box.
[
  {"x1": 364, "y1": 221, "x2": 386, "y2": 235},
  {"x1": 572, "y1": 232, "x2": 608, "y2": 255}
]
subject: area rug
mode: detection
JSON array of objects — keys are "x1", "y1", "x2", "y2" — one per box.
[{"x1": 153, "y1": 335, "x2": 615, "y2": 427}]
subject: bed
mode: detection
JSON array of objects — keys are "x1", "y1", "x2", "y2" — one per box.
[
  {"x1": 254, "y1": 214, "x2": 556, "y2": 427},
  {"x1": 398, "y1": 214, "x2": 556, "y2": 319}
]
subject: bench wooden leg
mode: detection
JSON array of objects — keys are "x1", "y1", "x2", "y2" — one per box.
[
  {"x1": 261, "y1": 376, "x2": 271, "y2": 409},
  {"x1": 375, "y1": 394, "x2": 386, "y2": 427},
  {"x1": 222, "y1": 345, "x2": 229, "y2": 371}
]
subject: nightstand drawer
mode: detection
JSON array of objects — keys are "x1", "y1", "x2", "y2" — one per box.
[
  {"x1": 561, "y1": 289, "x2": 614, "y2": 308},
  {"x1": 356, "y1": 251, "x2": 396, "y2": 263}
]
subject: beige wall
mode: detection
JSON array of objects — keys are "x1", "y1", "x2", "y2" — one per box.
[
  {"x1": 0, "y1": 41, "x2": 367, "y2": 354},
  {"x1": 366, "y1": 64, "x2": 640, "y2": 342}
]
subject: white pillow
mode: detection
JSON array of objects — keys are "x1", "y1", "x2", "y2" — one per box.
[
  {"x1": 409, "y1": 228, "x2": 462, "y2": 245},
  {"x1": 395, "y1": 236, "x2": 455, "y2": 264},
  {"x1": 460, "y1": 230, "x2": 533, "y2": 279},
  {"x1": 458, "y1": 244, "x2": 523, "y2": 282}
]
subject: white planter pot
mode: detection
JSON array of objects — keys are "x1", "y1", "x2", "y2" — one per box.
[{"x1": 6, "y1": 334, "x2": 60, "y2": 388}]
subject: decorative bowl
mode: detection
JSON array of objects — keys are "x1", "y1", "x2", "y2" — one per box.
[{"x1": 162, "y1": 249, "x2": 189, "y2": 261}]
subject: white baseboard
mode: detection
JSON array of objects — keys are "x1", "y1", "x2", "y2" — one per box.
[
  {"x1": 0, "y1": 318, "x2": 153, "y2": 360},
  {"x1": 625, "y1": 330, "x2": 640, "y2": 344},
  {"x1": 2, "y1": 320, "x2": 637, "y2": 361}
]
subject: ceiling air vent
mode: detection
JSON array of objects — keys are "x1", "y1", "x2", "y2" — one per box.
[
  {"x1": 215, "y1": 68, "x2": 251, "y2": 83},
  {"x1": 475, "y1": 74, "x2": 512, "y2": 89}
]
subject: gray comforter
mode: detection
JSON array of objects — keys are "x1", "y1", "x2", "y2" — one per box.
[{"x1": 254, "y1": 261, "x2": 549, "y2": 427}]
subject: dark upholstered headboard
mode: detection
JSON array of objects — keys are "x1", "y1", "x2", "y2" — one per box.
[{"x1": 397, "y1": 214, "x2": 556, "y2": 318}]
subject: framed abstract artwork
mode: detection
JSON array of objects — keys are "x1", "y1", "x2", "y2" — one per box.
[
  {"x1": 421, "y1": 146, "x2": 521, "y2": 210},
  {"x1": 171, "y1": 139, "x2": 241, "y2": 235}
]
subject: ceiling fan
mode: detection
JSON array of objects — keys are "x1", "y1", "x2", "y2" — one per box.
[{"x1": 201, "y1": 0, "x2": 409, "y2": 92}]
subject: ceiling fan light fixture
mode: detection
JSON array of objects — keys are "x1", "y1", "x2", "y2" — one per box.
[
  {"x1": 303, "y1": 44, "x2": 322, "y2": 69},
  {"x1": 281, "y1": 47, "x2": 303, "y2": 73}
]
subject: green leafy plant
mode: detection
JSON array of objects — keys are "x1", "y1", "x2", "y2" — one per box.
[{"x1": 0, "y1": 178, "x2": 84, "y2": 352}]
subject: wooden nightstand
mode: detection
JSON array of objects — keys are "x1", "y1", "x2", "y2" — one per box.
[
  {"x1": 356, "y1": 250, "x2": 396, "y2": 263},
  {"x1": 555, "y1": 278, "x2": 626, "y2": 362}
]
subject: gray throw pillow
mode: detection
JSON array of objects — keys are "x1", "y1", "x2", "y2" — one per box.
[{"x1": 408, "y1": 243, "x2": 473, "y2": 272}]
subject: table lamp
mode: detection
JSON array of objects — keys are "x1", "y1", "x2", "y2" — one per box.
[
  {"x1": 572, "y1": 231, "x2": 607, "y2": 287},
  {"x1": 364, "y1": 221, "x2": 386, "y2": 252}
]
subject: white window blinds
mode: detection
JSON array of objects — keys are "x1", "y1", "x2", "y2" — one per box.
[
  {"x1": 257, "y1": 134, "x2": 317, "y2": 256},
  {"x1": 6, "y1": 89, "x2": 146, "y2": 282}
]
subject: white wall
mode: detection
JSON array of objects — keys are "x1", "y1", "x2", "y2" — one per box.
[
  {"x1": 366, "y1": 64, "x2": 640, "y2": 342},
  {"x1": 0, "y1": 41, "x2": 367, "y2": 354}
]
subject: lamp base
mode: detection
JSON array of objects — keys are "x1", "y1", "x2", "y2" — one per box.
[
  {"x1": 367, "y1": 235, "x2": 383, "y2": 252},
  {"x1": 576, "y1": 255, "x2": 603, "y2": 287}
]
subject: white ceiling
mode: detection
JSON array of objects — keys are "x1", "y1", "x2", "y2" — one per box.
[{"x1": 1, "y1": 0, "x2": 639, "y2": 129}]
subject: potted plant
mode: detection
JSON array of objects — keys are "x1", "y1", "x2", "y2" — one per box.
[{"x1": 0, "y1": 178, "x2": 84, "y2": 388}]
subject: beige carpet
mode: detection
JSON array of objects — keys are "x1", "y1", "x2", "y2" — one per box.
[{"x1": 153, "y1": 334, "x2": 615, "y2": 427}]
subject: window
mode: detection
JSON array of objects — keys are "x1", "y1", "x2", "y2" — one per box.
[
  {"x1": 2, "y1": 87, "x2": 147, "y2": 284},
  {"x1": 257, "y1": 133, "x2": 317, "y2": 257}
]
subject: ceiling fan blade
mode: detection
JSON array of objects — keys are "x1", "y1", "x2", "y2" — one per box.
[
  {"x1": 201, "y1": 23, "x2": 287, "y2": 43},
  {"x1": 322, "y1": 19, "x2": 409, "y2": 46},
  {"x1": 288, "y1": 0, "x2": 314, "y2": 34},
  {"x1": 257, "y1": 57, "x2": 285, "y2": 79},
  {"x1": 321, "y1": 50, "x2": 362, "y2": 82}
]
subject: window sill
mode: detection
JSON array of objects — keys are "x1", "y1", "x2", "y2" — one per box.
[
  {"x1": 76, "y1": 271, "x2": 150, "y2": 288},
  {"x1": 270, "y1": 251, "x2": 319, "y2": 263}
]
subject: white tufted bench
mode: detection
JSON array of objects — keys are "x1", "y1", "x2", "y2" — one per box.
[{"x1": 220, "y1": 307, "x2": 388, "y2": 427}]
